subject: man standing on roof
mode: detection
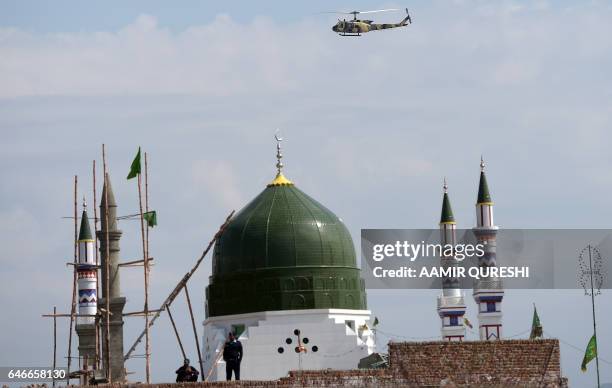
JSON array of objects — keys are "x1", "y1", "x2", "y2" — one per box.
[{"x1": 223, "y1": 332, "x2": 243, "y2": 381}]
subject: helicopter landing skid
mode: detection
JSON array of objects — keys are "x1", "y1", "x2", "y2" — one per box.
[{"x1": 340, "y1": 33, "x2": 361, "y2": 37}]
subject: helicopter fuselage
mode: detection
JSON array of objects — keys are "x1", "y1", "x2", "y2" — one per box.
[
  {"x1": 331, "y1": 8, "x2": 411, "y2": 36},
  {"x1": 332, "y1": 19, "x2": 408, "y2": 36}
]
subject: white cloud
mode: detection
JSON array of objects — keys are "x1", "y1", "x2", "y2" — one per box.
[{"x1": 0, "y1": 3, "x2": 609, "y2": 99}]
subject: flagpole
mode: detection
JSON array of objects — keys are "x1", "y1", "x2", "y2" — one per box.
[
  {"x1": 134, "y1": 149, "x2": 151, "y2": 384},
  {"x1": 588, "y1": 245, "x2": 600, "y2": 388}
]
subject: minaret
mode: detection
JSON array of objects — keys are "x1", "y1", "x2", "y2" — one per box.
[
  {"x1": 437, "y1": 179, "x2": 467, "y2": 341},
  {"x1": 98, "y1": 174, "x2": 126, "y2": 382},
  {"x1": 472, "y1": 157, "x2": 504, "y2": 340},
  {"x1": 75, "y1": 198, "x2": 98, "y2": 373}
]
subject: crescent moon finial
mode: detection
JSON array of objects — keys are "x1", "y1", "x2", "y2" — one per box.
[
  {"x1": 275, "y1": 130, "x2": 284, "y2": 174},
  {"x1": 267, "y1": 130, "x2": 294, "y2": 187}
]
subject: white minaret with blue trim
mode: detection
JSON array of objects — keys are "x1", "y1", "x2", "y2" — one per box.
[
  {"x1": 77, "y1": 198, "x2": 97, "y2": 325},
  {"x1": 437, "y1": 179, "x2": 467, "y2": 341},
  {"x1": 472, "y1": 157, "x2": 504, "y2": 340}
]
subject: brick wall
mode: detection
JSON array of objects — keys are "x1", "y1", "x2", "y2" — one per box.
[
  {"x1": 388, "y1": 339, "x2": 567, "y2": 387},
  {"x1": 46, "y1": 339, "x2": 566, "y2": 387}
]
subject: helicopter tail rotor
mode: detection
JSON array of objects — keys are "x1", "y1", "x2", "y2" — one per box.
[{"x1": 401, "y1": 8, "x2": 412, "y2": 25}]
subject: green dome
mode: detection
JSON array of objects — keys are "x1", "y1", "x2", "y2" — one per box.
[{"x1": 206, "y1": 178, "x2": 367, "y2": 317}]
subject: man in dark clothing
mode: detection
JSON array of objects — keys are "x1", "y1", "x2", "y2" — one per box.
[
  {"x1": 223, "y1": 332, "x2": 243, "y2": 381},
  {"x1": 175, "y1": 358, "x2": 199, "y2": 382}
]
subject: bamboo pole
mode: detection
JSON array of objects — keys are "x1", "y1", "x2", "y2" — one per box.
[
  {"x1": 587, "y1": 245, "x2": 601, "y2": 388},
  {"x1": 43, "y1": 313, "x2": 100, "y2": 318},
  {"x1": 136, "y1": 149, "x2": 151, "y2": 383},
  {"x1": 94, "y1": 314, "x2": 100, "y2": 371},
  {"x1": 204, "y1": 351, "x2": 224, "y2": 382},
  {"x1": 52, "y1": 306, "x2": 57, "y2": 387},
  {"x1": 184, "y1": 285, "x2": 204, "y2": 381},
  {"x1": 93, "y1": 159, "x2": 101, "y2": 370},
  {"x1": 66, "y1": 175, "x2": 78, "y2": 385},
  {"x1": 144, "y1": 151, "x2": 152, "y2": 379},
  {"x1": 122, "y1": 310, "x2": 162, "y2": 317},
  {"x1": 118, "y1": 258, "x2": 154, "y2": 267},
  {"x1": 144, "y1": 152, "x2": 150, "y2": 268},
  {"x1": 102, "y1": 145, "x2": 112, "y2": 383},
  {"x1": 123, "y1": 210, "x2": 235, "y2": 361},
  {"x1": 166, "y1": 305, "x2": 187, "y2": 360},
  {"x1": 144, "y1": 151, "x2": 152, "y2": 381}
]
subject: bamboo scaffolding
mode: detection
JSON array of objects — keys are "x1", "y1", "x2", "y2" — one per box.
[
  {"x1": 166, "y1": 305, "x2": 187, "y2": 360},
  {"x1": 123, "y1": 310, "x2": 162, "y2": 317},
  {"x1": 43, "y1": 313, "x2": 100, "y2": 318},
  {"x1": 66, "y1": 175, "x2": 78, "y2": 384},
  {"x1": 135, "y1": 149, "x2": 151, "y2": 383},
  {"x1": 184, "y1": 285, "x2": 204, "y2": 382},
  {"x1": 62, "y1": 213, "x2": 142, "y2": 220},
  {"x1": 52, "y1": 306, "x2": 57, "y2": 387},
  {"x1": 102, "y1": 145, "x2": 112, "y2": 383},
  {"x1": 124, "y1": 210, "x2": 235, "y2": 361},
  {"x1": 93, "y1": 159, "x2": 101, "y2": 370},
  {"x1": 118, "y1": 258, "x2": 154, "y2": 267}
]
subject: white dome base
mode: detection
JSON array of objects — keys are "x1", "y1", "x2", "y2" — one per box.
[{"x1": 202, "y1": 308, "x2": 376, "y2": 381}]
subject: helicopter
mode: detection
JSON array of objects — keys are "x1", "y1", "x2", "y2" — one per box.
[{"x1": 329, "y1": 8, "x2": 412, "y2": 36}]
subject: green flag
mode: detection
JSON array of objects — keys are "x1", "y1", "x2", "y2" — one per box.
[
  {"x1": 581, "y1": 334, "x2": 597, "y2": 372},
  {"x1": 373, "y1": 317, "x2": 379, "y2": 327},
  {"x1": 143, "y1": 211, "x2": 157, "y2": 228},
  {"x1": 529, "y1": 304, "x2": 543, "y2": 339},
  {"x1": 127, "y1": 147, "x2": 141, "y2": 180}
]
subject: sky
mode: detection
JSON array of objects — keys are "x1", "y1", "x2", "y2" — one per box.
[{"x1": 0, "y1": 0, "x2": 611, "y2": 386}]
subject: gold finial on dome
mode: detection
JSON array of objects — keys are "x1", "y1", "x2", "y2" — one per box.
[{"x1": 268, "y1": 131, "x2": 294, "y2": 187}]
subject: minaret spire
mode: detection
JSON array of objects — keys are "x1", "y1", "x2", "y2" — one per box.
[
  {"x1": 477, "y1": 156, "x2": 492, "y2": 205},
  {"x1": 440, "y1": 178, "x2": 455, "y2": 224},
  {"x1": 98, "y1": 173, "x2": 127, "y2": 381},
  {"x1": 473, "y1": 157, "x2": 504, "y2": 340},
  {"x1": 437, "y1": 178, "x2": 466, "y2": 341},
  {"x1": 268, "y1": 131, "x2": 294, "y2": 187},
  {"x1": 78, "y1": 197, "x2": 93, "y2": 242}
]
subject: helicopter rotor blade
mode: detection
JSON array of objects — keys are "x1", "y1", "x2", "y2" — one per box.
[
  {"x1": 318, "y1": 11, "x2": 353, "y2": 15},
  {"x1": 319, "y1": 8, "x2": 399, "y2": 15},
  {"x1": 355, "y1": 8, "x2": 400, "y2": 14}
]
